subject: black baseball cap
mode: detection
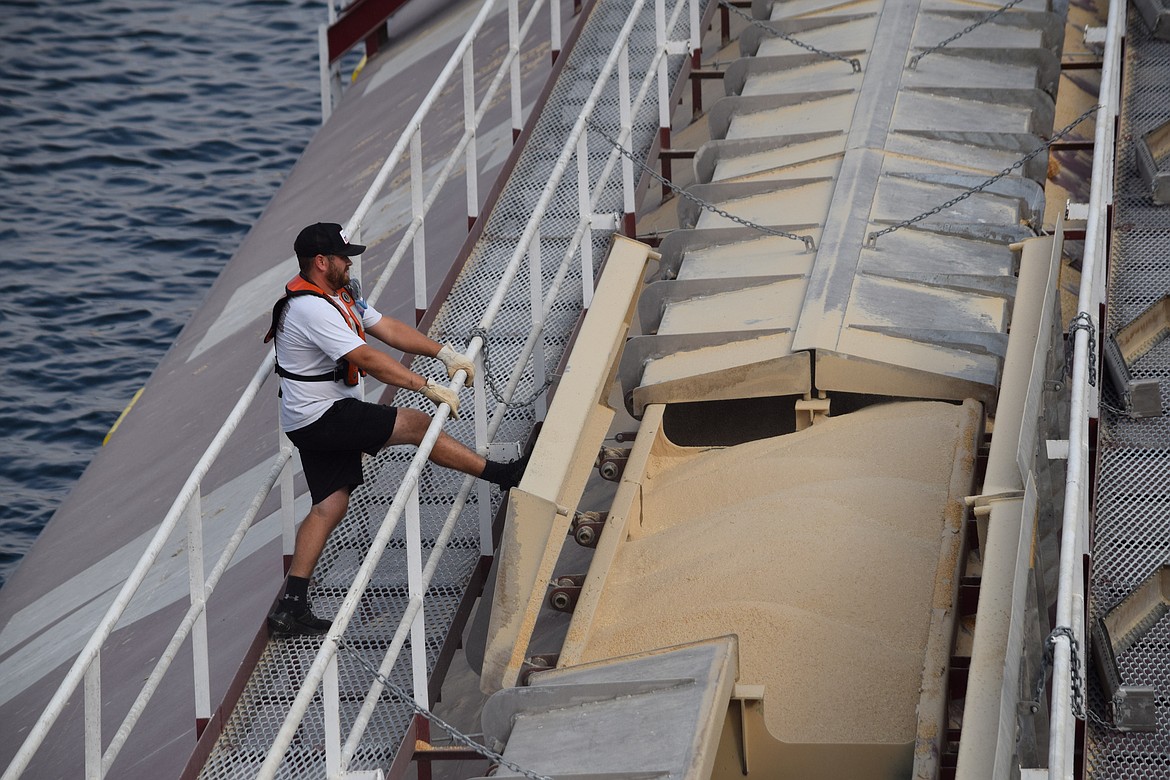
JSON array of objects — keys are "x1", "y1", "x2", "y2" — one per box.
[{"x1": 294, "y1": 222, "x2": 366, "y2": 258}]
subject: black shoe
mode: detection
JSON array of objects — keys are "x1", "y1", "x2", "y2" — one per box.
[
  {"x1": 268, "y1": 607, "x2": 332, "y2": 637},
  {"x1": 497, "y1": 453, "x2": 530, "y2": 492}
]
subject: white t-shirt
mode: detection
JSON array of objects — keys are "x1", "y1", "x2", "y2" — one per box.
[{"x1": 273, "y1": 293, "x2": 383, "y2": 431}]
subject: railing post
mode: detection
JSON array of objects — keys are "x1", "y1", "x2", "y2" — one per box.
[
  {"x1": 529, "y1": 232, "x2": 548, "y2": 420},
  {"x1": 464, "y1": 46, "x2": 479, "y2": 231},
  {"x1": 577, "y1": 131, "x2": 595, "y2": 308},
  {"x1": 405, "y1": 481, "x2": 428, "y2": 708},
  {"x1": 411, "y1": 131, "x2": 427, "y2": 324},
  {"x1": 656, "y1": 0, "x2": 672, "y2": 201},
  {"x1": 324, "y1": 652, "x2": 343, "y2": 777},
  {"x1": 318, "y1": 23, "x2": 338, "y2": 123},
  {"x1": 279, "y1": 429, "x2": 296, "y2": 573},
  {"x1": 509, "y1": 0, "x2": 522, "y2": 141},
  {"x1": 84, "y1": 655, "x2": 101, "y2": 780},
  {"x1": 550, "y1": 0, "x2": 562, "y2": 63},
  {"x1": 618, "y1": 41, "x2": 636, "y2": 237},
  {"x1": 474, "y1": 350, "x2": 492, "y2": 555},
  {"x1": 184, "y1": 490, "x2": 212, "y2": 734}
]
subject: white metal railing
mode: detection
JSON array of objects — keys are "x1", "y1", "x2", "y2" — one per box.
[
  {"x1": 259, "y1": 0, "x2": 701, "y2": 773},
  {"x1": 1, "y1": 0, "x2": 567, "y2": 776},
  {"x1": 1047, "y1": 0, "x2": 1124, "y2": 776}
]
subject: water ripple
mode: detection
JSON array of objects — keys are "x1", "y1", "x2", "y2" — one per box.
[{"x1": 0, "y1": 0, "x2": 325, "y2": 587}]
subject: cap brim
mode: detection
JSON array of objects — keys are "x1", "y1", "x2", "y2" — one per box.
[{"x1": 340, "y1": 243, "x2": 366, "y2": 256}]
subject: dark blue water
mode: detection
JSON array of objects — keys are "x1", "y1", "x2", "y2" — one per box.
[{"x1": 0, "y1": 0, "x2": 328, "y2": 588}]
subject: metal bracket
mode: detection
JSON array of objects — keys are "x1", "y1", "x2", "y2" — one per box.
[
  {"x1": 570, "y1": 511, "x2": 608, "y2": 547},
  {"x1": 597, "y1": 446, "x2": 631, "y2": 481},
  {"x1": 548, "y1": 575, "x2": 585, "y2": 613}
]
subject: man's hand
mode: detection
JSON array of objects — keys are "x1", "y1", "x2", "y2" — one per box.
[
  {"x1": 436, "y1": 344, "x2": 475, "y2": 387},
  {"x1": 420, "y1": 379, "x2": 461, "y2": 419}
]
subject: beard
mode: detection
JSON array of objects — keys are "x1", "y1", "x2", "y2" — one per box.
[{"x1": 325, "y1": 262, "x2": 349, "y2": 292}]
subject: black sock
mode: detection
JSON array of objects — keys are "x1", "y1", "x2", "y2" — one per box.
[
  {"x1": 480, "y1": 459, "x2": 508, "y2": 485},
  {"x1": 481, "y1": 454, "x2": 529, "y2": 491},
  {"x1": 281, "y1": 575, "x2": 311, "y2": 615}
]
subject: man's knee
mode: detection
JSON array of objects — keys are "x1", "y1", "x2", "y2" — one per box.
[
  {"x1": 388, "y1": 407, "x2": 429, "y2": 446},
  {"x1": 308, "y1": 489, "x2": 350, "y2": 527}
]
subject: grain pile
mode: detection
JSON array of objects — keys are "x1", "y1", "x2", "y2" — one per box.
[{"x1": 579, "y1": 400, "x2": 975, "y2": 744}]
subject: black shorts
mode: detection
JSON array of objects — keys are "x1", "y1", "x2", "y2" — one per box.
[{"x1": 286, "y1": 398, "x2": 399, "y2": 505}]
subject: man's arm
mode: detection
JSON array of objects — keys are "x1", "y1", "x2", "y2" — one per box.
[
  {"x1": 341, "y1": 343, "x2": 428, "y2": 392},
  {"x1": 364, "y1": 315, "x2": 475, "y2": 387},
  {"x1": 343, "y1": 343, "x2": 463, "y2": 418},
  {"x1": 364, "y1": 316, "x2": 441, "y2": 359}
]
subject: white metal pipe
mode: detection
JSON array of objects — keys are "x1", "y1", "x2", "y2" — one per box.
[
  {"x1": 509, "y1": 0, "x2": 522, "y2": 137},
  {"x1": 84, "y1": 656, "x2": 100, "y2": 780},
  {"x1": 185, "y1": 491, "x2": 212, "y2": 724},
  {"x1": 318, "y1": 23, "x2": 332, "y2": 123},
  {"x1": 530, "y1": 232, "x2": 548, "y2": 420},
  {"x1": 577, "y1": 131, "x2": 595, "y2": 307},
  {"x1": 324, "y1": 653, "x2": 342, "y2": 778},
  {"x1": 474, "y1": 350, "x2": 491, "y2": 555},
  {"x1": 550, "y1": 0, "x2": 561, "y2": 59},
  {"x1": 464, "y1": 46, "x2": 479, "y2": 227},
  {"x1": 618, "y1": 42, "x2": 635, "y2": 227},
  {"x1": 1047, "y1": 0, "x2": 1123, "y2": 775},
  {"x1": 411, "y1": 131, "x2": 427, "y2": 316},
  {"x1": 279, "y1": 429, "x2": 296, "y2": 558},
  {"x1": 406, "y1": 482, "x2": 429, "y2": 710}
]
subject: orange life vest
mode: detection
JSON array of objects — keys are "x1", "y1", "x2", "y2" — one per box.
[{"x1": 264, "y1": 275, "x2": 366, "y2": 387}]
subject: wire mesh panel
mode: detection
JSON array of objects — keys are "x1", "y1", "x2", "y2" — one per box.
[
  {"x1": 1087, "y1": 7, "x2": 1170, "y2": 778},
  {"x1": 196, "y1": 0, "x2": 698, "y2": 776}
]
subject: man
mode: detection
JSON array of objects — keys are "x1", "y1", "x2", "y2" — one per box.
[{"x1": 264, "y1": 222, "x2": 526, "y2": 636}]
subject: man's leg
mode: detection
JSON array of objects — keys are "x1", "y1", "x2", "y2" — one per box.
[
  {"x1": 387, "y1": 408, "x2": 486, "y2": 474},
  {"x1": 387, "y1": 408, "x2": 527, "y2": 489},
  {"x1": 269, "y1": 487, "x2": 350, "y2": 637},
  {"x1": 289, "y1": 487, "x2": 351, "y2": 579}
]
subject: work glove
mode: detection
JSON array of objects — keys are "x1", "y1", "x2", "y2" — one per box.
[
  {"x1": 420, "y1": 378, "x2": 461, "y2": 419},
  {"x1": 436, "y1": 344, "x2": 475, "y2": 387}
]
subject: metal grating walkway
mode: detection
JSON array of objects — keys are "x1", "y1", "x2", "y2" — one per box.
[
  {"x1": 196, "y1": 0, "x2": 697, "y2": 777},
  {"x1": 1087, "y1": 6, "x2": 1170, "y2": 778}
]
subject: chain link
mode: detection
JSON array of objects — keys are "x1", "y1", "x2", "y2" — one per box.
[
  {"x1": 583, "y1": 118, "x2": 817, "y2": 250},
  {"x1": 469, "y1": 327, "x2": 554, "y2": 408},
  {"x1": 336, "y1": 638, "x2": 554, "y2": 780},
  {"x1": 718, "y1": 0, "x2": 861, "y2": 73},
  {"x1": 866, "y1": 104, "x2": 1101, "y2": 247},
  {"x1": 1067, "y1": 311, "x2": 1098, "y2": 388},
  {"x1": 909, "y1": 0, "x2": 1025, "y2": 69}
]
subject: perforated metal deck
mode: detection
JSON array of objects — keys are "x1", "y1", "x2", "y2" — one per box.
[
  {"x1": 195, "y1": 0, "x2": 696, "y2": 777},
  {"x1": 1087, "y1": 7, "x2": 1170, "y2": 778}
]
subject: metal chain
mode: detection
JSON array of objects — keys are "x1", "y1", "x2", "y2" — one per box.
[
  {"x1": 1036, "y1": 626, "x2": 1088, "y2": 720},
  {"x1": 469, "y1": 327, "x2": 554, "y2": 408},
  {"x1": 1034, "y1": 627, "x2": 1117, "y2": 730},
  {"x1": 583, "y1": 118, "x2": 817, "y2": 250},
  {"x1": 336, "y1": 638, "x2": 554, "y2": 780},
  {"x1": 909, "y1": 0, "x2": 1025, "y2": 69},
  {"x1": 1067, "y1": 311, "x2": 1098, "y2": 388},
  {"x1": 718, "y1": 0, "x2": 861, "y2": 73},
  {"x1": 866, "y1": 104, "x2": 1101, "y2": 247}
]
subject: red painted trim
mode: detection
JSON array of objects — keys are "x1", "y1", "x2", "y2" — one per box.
[{"x1": 327, "y1": 0, "x2": 411, "y2": 64}]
